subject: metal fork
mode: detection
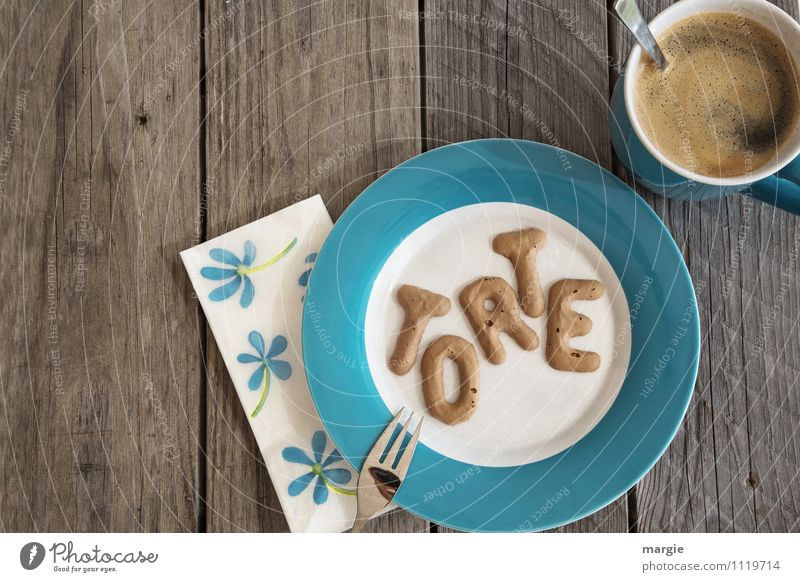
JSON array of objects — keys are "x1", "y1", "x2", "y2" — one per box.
[{"x1": 350, "y1": 409, "x2": 423, "y2": 533}]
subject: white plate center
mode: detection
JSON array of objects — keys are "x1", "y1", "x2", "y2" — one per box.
[{"x1": 364, "y1": 203, "x2": 631, "y2": 467}]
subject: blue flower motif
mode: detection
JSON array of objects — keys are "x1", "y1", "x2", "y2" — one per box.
[
  {"x1": 282, "y1": 430, "x2": 356, "y2": 504},
  {"x1": 298, "y1": 252, "x2": 318, "y2": 303},
  {"x1": 237, "y1": 331, "x2": 292, "y2": 417},
  {"x1": 201, "y1": 238, "x2": 297, "y2": 308}
]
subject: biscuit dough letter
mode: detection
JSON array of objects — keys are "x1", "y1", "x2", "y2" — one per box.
[
  {"x1": 546, "y1": 278, "x2": 604, "y2": 372},
  {"x1": 493, "y1": 228, "x2": 547, "y2": 317},
  {"x1": 421, "y1": 335, "x2": 480, "y2": 425},
  {"x1": 388, "y1": 285, "x2": 451, "y2": 375},
  {"x1": 459, "y1": 276, "x2": 538, "y2": 365}
]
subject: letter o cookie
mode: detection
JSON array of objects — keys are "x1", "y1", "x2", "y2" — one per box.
[{"x1": 421, "y1": 335, "x2": 480, "y2": 425}]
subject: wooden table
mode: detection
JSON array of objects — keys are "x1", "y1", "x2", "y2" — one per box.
[{"x1": 2, "y1": 0, "x2": 799, "y2": 533}]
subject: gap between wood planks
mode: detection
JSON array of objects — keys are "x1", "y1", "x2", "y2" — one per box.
[
  {"x1": 197, "y1": 0, "x2": 209, "y2": 534},
  {"x1": 605, "y1": 0, "x2": 639, "y2": 533}
]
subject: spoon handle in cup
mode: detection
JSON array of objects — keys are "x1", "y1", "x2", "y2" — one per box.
[{"x1": 614, "y1": 0, "x2": 669, "y2": 70}]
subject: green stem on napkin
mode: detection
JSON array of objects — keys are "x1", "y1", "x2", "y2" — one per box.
[
  {"x1": 250, "y1": 368, "x2": 270, "y2": 418},
  {"x1": 319, "y1": 472, "x2": 357, "y2": 496},
  {"x1": 239, "y1": 237, "x2": 297, "y2": 276}
]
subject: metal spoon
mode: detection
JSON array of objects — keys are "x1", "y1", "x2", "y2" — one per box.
[{"x1": 614, "y1": 0, "x2": 669, "y2": 70}]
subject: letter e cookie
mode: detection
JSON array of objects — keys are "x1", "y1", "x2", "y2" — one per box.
[{"x1": 546, "y1": 278, "x2": 604, "y2": 372}]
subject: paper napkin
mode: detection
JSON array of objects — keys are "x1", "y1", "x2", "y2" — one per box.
[{"x1": 180, "y1": 195, "x2": 359, "y2": 533}]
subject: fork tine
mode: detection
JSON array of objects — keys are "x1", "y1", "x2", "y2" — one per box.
[
  {"x1": 393, "y1": 416, "x2": 423, "y2": 477},
  {"x1": 385, "y1": 413, "x2": 413, "y2": 465},
  {"x1": 366, "y1": 408, "x2": 404, "y2": 462}
]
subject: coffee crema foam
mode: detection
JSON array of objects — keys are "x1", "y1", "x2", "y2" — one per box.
[{"x1": 633, "y1": 12, "x2": 800, "y2": 178}]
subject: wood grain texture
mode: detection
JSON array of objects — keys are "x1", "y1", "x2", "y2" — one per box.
[
  {"x1": 424, "y1": 0, "x2": 627, "y2": 532},
  {"x1": 2, "y1": 0, "x2": 798, "y2": 534},
  {"x1": 610, "y1": 0, "x2": 800, "y2": 532},
  {"x1": 0, "y1": 0, "x2": 202, "y2": 531},
  {"x1": 202, "y1": 0, "x2": 425, "y2": 532}
]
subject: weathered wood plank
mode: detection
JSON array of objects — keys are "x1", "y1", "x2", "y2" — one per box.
[
  {"x1": 3, "y1": 0, "x2": 795, "y2": 536},
  {"x1": 203, "y1": 0, "x2": 425, "y2": 531},
  {"x1": 424, "y1": 0, "x2": 627, "y2": 532},
  {"x1": 610, "y1": 0, "x2": 800, "y2": 532},
  {"x1": 0, "y1": 1, "x2": 202, "y2": 531}
]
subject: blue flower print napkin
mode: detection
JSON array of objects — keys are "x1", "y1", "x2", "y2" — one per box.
[{"x1": 180, "y1": 195, "x2": 359, "y2": 533}]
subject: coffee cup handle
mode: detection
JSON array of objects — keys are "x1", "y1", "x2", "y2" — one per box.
[{"x1": 749, "y1": 156, "x2": 800, "y2": 215}]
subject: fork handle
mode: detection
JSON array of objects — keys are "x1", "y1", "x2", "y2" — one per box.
[{"x1": 350, "y1": 516, "x2": 369, "y2": 533}]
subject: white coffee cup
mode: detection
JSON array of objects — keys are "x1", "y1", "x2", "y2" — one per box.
[{"x1": 611, "y1": 0, "x2": 800, "y2": 212}]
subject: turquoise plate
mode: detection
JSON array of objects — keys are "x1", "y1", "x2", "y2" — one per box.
[{"x1": 302, "y1": 139, "x2": 700, "y2": 532}]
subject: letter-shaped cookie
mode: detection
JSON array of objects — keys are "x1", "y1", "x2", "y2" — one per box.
[
  {"x1": 492, "y1": 228, "x2": 547, "y2": 317},
  {"x1": 421, "y1": 335, "x2": 480, "y2": 425},
  {"x1": 459, "y1": 276, "x2": 539, "y2": 365},
  {"x1": 388, "y1": 284, "x2": 451, "y2": 375},
  {"x1": 546, "y1": 278, "x2": 604, "y2": 372}
]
